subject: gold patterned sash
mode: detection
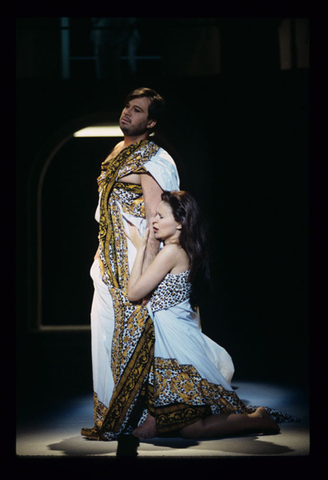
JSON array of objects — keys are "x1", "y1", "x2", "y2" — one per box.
[
  {"x1": 92, "y1": 140, "x2": 160, "y2": 439},
  {"x1": 98, "y1": 140, "x2": 159, "y2": 288}
]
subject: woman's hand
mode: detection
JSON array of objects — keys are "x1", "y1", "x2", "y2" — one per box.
[
  {"x1": 94, "y1": 247, "x2": 100, "y2": 261},
  {"x1": 127, "y1": 224, "x2": 150, "y2": 251}
]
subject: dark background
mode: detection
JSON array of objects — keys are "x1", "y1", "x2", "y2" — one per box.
[{"x1": 16, "y1": 18, "x2": 309, "y2": 420}]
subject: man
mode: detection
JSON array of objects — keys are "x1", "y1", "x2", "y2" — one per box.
[{"x1": 82, "y1": 88, "x2": 180, "y2": 441}]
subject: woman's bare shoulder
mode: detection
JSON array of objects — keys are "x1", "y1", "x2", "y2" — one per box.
[{"x1": 159, "y1": 244, "x2": 189, "y2": 269}]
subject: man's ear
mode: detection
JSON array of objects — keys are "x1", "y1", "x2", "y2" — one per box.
[{"x1": 147, "y1": 119, "x2": 157, "y2": 130}]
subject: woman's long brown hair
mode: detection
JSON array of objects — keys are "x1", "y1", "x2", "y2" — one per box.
[{"x1": 161, "y1": 191, "x2": 210, "y2": 307}]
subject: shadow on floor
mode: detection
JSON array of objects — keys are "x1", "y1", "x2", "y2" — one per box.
[
  {"x1": 47, "y1": 432, "x2": 294, "y2": 457},
  {"x1": 142, "y1": 434, "x2": 294, "y2": 456}
]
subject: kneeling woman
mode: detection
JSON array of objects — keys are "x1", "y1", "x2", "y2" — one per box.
[{"x1": 127, "y1": 191, "x2": 294, "y2": 440}]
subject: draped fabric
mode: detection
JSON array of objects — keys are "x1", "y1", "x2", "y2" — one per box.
[
  {"x1": 140, "y1": 271, "x2": 299, "y2": 435},
  {"x1": 84, "y1": 140, "x2": 165, "y2": 440},
  {"x1": 97, "y1": 139, "x2": 160, "y2": 288},
  {"x1": 82, "y1": 140, "x2": 297, "y2": 442}
]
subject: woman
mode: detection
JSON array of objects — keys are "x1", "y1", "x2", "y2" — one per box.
[{"x1": 127, "y1": 191, "x2": 297, "y2": 440}]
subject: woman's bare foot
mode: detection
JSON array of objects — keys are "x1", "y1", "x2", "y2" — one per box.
[
  {"x1": 249, "y1": 407, "x2": 280, "y2": 434},
  {"x1": 133, "y1": 414, "x2": 157, "y2": 439}
]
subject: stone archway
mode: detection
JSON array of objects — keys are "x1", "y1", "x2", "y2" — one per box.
[{"x1": 35, "y1": 114, "x2": 122, "y2": 331}]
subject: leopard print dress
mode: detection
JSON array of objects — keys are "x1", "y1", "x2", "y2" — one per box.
[{"x1": 142, "y1": 270, "x2": 299, "y2": 434}]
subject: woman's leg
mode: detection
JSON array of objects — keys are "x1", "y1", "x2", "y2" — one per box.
[
  {"x1": 133, "y1": 413, "x2": 157, "y2": 439},
  {"x1": 180, "y1": 407, "x2": 280, "y2": 439}
]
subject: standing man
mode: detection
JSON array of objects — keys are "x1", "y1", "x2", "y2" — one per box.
[{"x1": 82, "y1": 88, "x2": 180, "y2": 440}]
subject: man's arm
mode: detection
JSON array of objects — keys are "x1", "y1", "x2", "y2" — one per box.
[{"x1": 140, "y1": 173, "x2": 163, "y2": 271}]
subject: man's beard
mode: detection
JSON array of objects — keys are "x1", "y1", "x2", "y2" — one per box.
[{"x1": 120, "y1": 119, "x2": 149, "y2": 137}]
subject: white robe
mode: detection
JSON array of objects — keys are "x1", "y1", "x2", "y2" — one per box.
[
  {"x1": 148, "y1": 298, "x2": 235, "y2": 390},
  {"x1": 90, "y1": 147, "x2": 180, "y2": 409}
]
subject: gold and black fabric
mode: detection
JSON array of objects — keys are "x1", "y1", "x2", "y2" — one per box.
[
  {"x1": 87, "y1": 140, "x2": 160, "y2": 440},
  {"x1": 144, "y1": 358, "x2": 247, "y2": 435},
  {"x1": 140, "y1": 269, "x2": 299, "y2": 435},
  {"x1": 144, "y1": 355, "x2": 298, "y2": 434}
]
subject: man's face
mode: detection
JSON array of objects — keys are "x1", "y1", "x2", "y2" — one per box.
[{"x1": 119, "y1": 96, "x2": 156, "y2": 137}]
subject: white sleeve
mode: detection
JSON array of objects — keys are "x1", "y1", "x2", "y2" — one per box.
[{"x1": 143, "y1": 147, "x2": 180, "y2": 191}]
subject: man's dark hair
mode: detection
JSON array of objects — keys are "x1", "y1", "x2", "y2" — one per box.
[{"x1": 124, "y1": 87, "x2": 165, "y2": 123}]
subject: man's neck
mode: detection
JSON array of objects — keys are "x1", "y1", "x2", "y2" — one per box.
[{"x1": 123, "y1": 133, "x2": 150, "y2": 148}]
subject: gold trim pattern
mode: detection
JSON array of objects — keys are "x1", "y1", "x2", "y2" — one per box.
[
  {"x1": 147, "y1": 357, "x2": 248, "y2": 434},
  {"x1": 91, "y1": 140, "x2": 160, "y2": 439},
  {"x1": 101, "y1": 315, "x2": 155, "y2": 434}
]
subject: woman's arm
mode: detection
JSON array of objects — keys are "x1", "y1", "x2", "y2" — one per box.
[
  {"x1": 140, "y1": 173, "x2": 163, "y2": 272},
  {"x1": 127, "y1": 225, "x2": 177, "y2": 302}
]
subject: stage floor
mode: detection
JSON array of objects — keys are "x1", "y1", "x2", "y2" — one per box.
[{"x1": 16, "y1": 379, "x2": 309, "y2": 458}]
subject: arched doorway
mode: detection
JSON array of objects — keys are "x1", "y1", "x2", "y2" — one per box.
[{"x1": 36, "y1": 116, "x2": 123, "y2": 331}]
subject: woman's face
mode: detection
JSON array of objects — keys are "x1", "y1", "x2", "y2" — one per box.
[{"x1": 152, "y1": 201, "x2": 181, "y2": 244}]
